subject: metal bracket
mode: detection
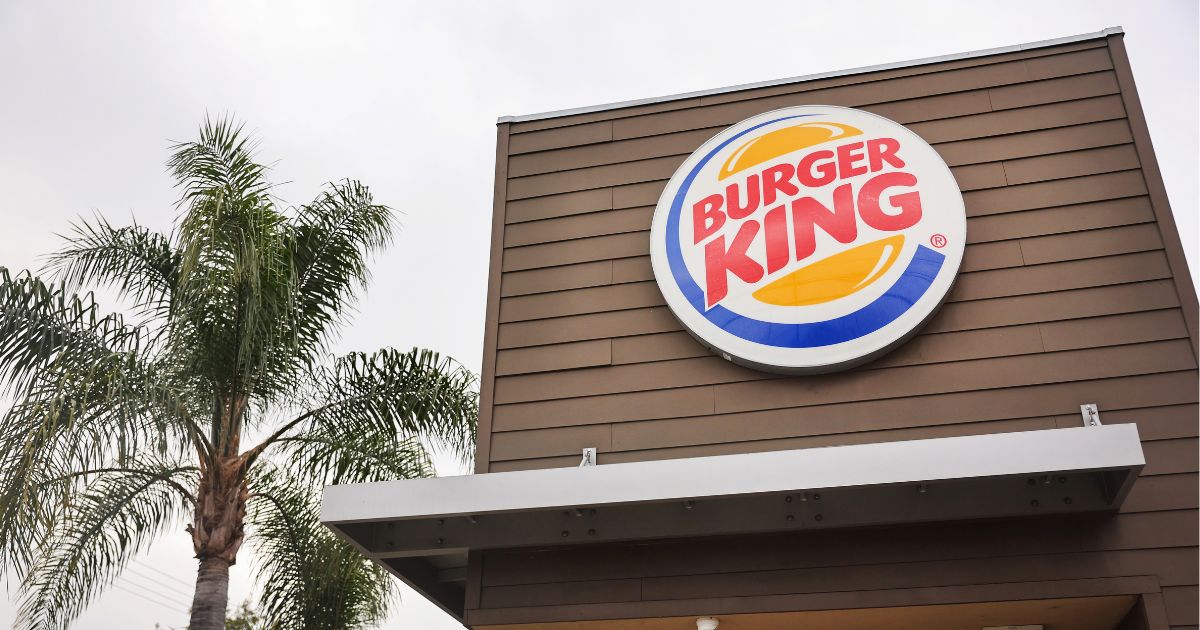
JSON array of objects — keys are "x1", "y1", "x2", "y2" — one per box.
[
  {"x1": 579, "y1": 447, "x2": 597, "y2": 467},
  {"x1": 1081, "y1": 404, "x2": 1101, "y2": 427}
]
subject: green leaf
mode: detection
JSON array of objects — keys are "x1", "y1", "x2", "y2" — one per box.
[
  {"x1": 260, "y1": 348, "x2": 477, "y2": 466},
  {"x1": 43, "y1": 216, "x2": 180, "y2": 319},
  {"x1": 248, "y1": 466, "x2": 392, "y2": 629},
  {"x1": 15, "y1": 461, "x2": 196, "y2": 630}
]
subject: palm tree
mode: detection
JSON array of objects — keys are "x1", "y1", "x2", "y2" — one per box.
[{"x1": 0, "y1": 117, "x2": 478, "y2": 630}]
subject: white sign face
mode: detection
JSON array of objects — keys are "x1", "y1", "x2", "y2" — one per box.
[{"x1": 649, "y1": 105, "x2": 966, "y2": 373}]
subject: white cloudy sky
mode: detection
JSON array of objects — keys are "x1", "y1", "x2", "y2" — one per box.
[{"x1": 0, "y1": 1, "x2": 1195, "y2": 628}]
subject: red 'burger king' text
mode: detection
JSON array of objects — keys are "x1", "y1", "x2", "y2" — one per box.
[{"x1": 692, "y1": 137, "x2": 924, "y2": 307}]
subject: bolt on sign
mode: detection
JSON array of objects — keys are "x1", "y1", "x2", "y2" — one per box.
[{"x1": 650, "y1": 105, "x2": 967, "y2": 373}]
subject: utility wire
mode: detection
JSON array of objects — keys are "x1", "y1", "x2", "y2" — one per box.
[
  {"x1": 111, "y1": 582, "x2": 186, "y2": 615},
  {"x1": 132, "y1": 559, "x2": 194, "y2": 590},
  {"x1": 119, "y1": 573, "x2": 192, "y2": 609},
  {"x1": 118, "y1": 570, "x2": 192, "y2": 607},
  {"x1": 124, "y1": 566, "x2": 193, "y2": 601}
]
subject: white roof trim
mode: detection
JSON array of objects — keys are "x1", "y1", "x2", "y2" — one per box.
[
  {"x1": 322, "y1": 424, "x2": 1144, "y2": 620},
  {"x1": 322, "y1": 424, "x2": 1143, "y2": 525},
  {"x1": 496, "y1": 26, "x2": 1124, "y2": 125}
]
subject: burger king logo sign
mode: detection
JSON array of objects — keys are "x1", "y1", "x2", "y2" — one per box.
[{"x1": 650, "y1": 105, "x2": 965, "y2": 373}]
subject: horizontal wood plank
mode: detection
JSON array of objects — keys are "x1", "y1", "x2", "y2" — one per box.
[
  {"x1": 936, "y1": 118, "x2": 1132, "y2": 167},
  {"x1": 531, "y1": 308, "x2": 1179, "y2": 375},
  {"x1": 501, "y1": 119, "x2": 1134, "y2": 233},
  {"x1": 505, "y1": 206, "x2": 652, "y2": 248},
  {"x1": 711, "y1": 339, "x2": 1194, "y2": 415},
  {"x1": 634, "y1": 548, "x2": 1195, "y2": 602},
  {"x1": 492, "y1": 375, "x2": 1196, "y2": 448},
  {"x1": 498, "y1": 250, "x2": 1168, "y2": 322},
  {"x1": 505, "y1": 40, "x2": 1107, "y2": 134},
  {"x1": 494, "y1": 336, "x2": 1193, "y2": 410},
  {"x1": 508, "y1": 88, "x2": 1123, "y2": 178},
  {"x1": 497, "y1": 279, "x2": 1181, "y2": 350},
  {"x1": 607, "y1": 47, "x2": 1112, "y2": 141},
  {"x1": 494, "y1": 338, "x2": 612, "y2": 376},
  {"x1": 1003, "y1": 143, "x2": 1139, "y2": 185},
  {"x1": 508, "y1": 120, "x2": 612, "y2": 155},
  {"x1": 506, "y1": 119, "x2": 1132, "y2": 202},
  {"x1": 501, "y1": 181, "x2": 1151, "y2": 272},
  {"x1": 500, "y1": 260, "x2": 613, "y2": 297},
  {"x1": 1144, "y1": 439, "x2": 1200, "y2": 476},
  {"x1": 923, "y1": 278, "x2": 1180, "y2": 334},
  {"x1": 501, "y1": 144, "x2": 1141, "y2": 261},
  {"x1": 481, "y1": 509, "x2": 1193, "y2": 586},
  {"x1": 499, "y1": 218, "x2": 1160, "y2": 300},
  {"x1": 1121, "y1": 474, "x2": 1199, "y2": 514},
  {"x1": 1165, "y1": 585, "x2": 1199, "y2": 625},
  {"x1": 506, "y1": 187, "x2": 611, "y2": 224}
]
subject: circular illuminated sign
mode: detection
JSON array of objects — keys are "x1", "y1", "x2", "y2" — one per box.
[{"x1": 649, "y1": 105, "x2": 966, "y2": 373}]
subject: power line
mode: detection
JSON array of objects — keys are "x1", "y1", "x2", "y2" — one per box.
[
  {"x1": 111, "y1": 582, "x2": 186, "y2": 616},
  {"x1": 119, "y1": 573, "x2": 192, "y2": 609},
  {"x1": 132, "y1": 559, "x2": 195, "y2": 590},
  {"x1": 124, "y1": 566, "x2": 193, "y2": 601},
  {"x1": 126, "y1": 566, "x2": 192, "y2": 597}
]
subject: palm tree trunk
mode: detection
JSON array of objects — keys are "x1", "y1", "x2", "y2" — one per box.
[
  {"x1": 189, "y1": 556, "x2": 231, "y2": 629},
  {"x1": 187, "y1": 460, "x2": 248, "y2": 629},
  {"x1": 187, "y1": 393, "x2": 250, "y2": 628}
]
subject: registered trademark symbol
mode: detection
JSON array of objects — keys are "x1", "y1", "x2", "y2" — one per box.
[{"x1": 930, "y1": 234, "x2": 947, "y2": 248}]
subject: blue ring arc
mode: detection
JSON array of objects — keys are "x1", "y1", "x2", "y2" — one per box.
[{"x1": 663, "y1": 114, "x2": 947, "y2": 349}]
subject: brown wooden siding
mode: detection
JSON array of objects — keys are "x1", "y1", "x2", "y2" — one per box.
[{"x1": 471, "y1": 32, "x2": 1198, "y2": 628}]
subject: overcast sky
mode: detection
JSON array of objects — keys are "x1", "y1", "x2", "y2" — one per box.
[{"x1": 0, "y1": 1, "x2": 1195, "y2": 628}]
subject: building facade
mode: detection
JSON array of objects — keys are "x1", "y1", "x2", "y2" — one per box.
[{"x1": 324, "y1": 27, "x2": 1198, "y2": 630}]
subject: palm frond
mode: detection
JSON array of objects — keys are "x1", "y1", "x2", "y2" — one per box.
[
  {"x1": 0, "y1": 268, "x2": 206, "y2": 444},
  {"x1": 43, "y1": 216, "x2": 179, "y2": 318},
  {"x1": 254, "y1": 348, "x2": 477, "y2": 465},
  {"x1": 285, "y1": 180, "x2": 393, "y2": 359},
  {"x1": 168, "y1": 115, "x2": 271, "y2": 215},
  {"x1": 248, "y1": 467, "x2": 393, "y2": 629},
  {"x1": 0, "y1": 268, "x2": 150, "y2": 396},
  {"x1": 167, "y1": 115, "x2": 295, "y2": 400},
  {"x1": 274, "y1": 426, "x2": 434, "y2": 487},
  {"x1": 14, "y1": 460, "x2": 196, "y2": 630},
  {"x1": 0, "y1": 268, "x2": 202, "y2": 455},
  {"x1": 0, "y1": 270, "x2": 206, "y2": 571},
  {"x1": 0, "y1": 374, "x2": 203, "y2": 571}
]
